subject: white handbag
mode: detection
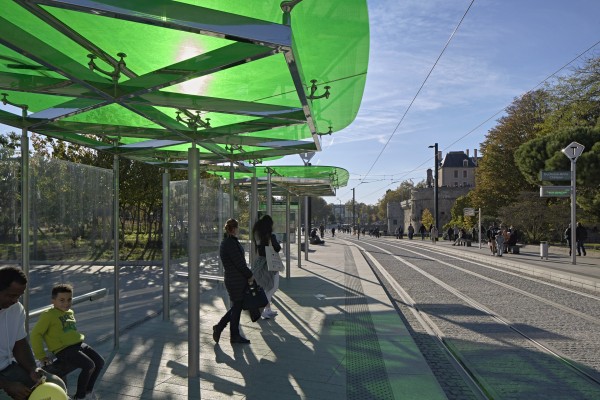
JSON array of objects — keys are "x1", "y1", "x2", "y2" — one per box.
[{"x1": 265, "y1": 239, "x2": 285, "y2": 272}]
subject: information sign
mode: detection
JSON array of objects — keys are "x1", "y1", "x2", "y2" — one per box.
[
  {"x1": 540, "y1": 171, "x2": 570, "y2": 181},
  {"x1": 540, "y1": 186, "x2": 571, "y2": 197},
  {"x1": 463, "y1": 208, "x2": 475, "y2": 216}
]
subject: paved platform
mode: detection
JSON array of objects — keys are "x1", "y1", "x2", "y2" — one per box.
[
  {"x1": 73, "y1": 234, "x2": 600, "y2": 399},
  {"x1": 85, "y1": 238, "x2": 447, "y2": 399},
  {"x1": 400, "y1": 236, "x2": 600, "y2": 293}
]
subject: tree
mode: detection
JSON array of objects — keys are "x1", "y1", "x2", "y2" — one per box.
[
  {"x1": 496, "y1": 192, "x2": 569, "y2": 243},
  {"x1": 515, "y1": 126, "x2": 600, "y2": 219},
  {"x1": 537, "y1": 55, "x2": 600, "y2": 135},
  {"x1": 310, "y1": 197, "x2": 331, "y2": 225},
  {"x1": 447, "y1": 193, "x2": 476, "y2": 231},
  {"x1": 469, "y1": 90, "x2": 549, "y2": 215},
  {"x1": 376, "y1": 181, "x2": 414, "y2": 220},
  {"x1": 421, "y1": 208, "x2": 433, "y2": 230}
]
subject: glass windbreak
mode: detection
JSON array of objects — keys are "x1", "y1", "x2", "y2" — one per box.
[
  {"x1": 23, "y1": 157, "x2": 115, "y2": 350},
  {"x1": 170, "y1": 177, "x2": 251, "y2": 279},
  {"x1": 0, "y1": 151, "x2": 20, "y2": 263},
  {"x1": 169, "y1": 179, "x2": 249, "y2": 275}
]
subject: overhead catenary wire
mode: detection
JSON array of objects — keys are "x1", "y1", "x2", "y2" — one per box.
[
  {"x1": 356, "y1": 0, "x2": 475, "y2": 187},
  {"x1": 352, "y1": 37, "x2": 600, "y2": 203}
]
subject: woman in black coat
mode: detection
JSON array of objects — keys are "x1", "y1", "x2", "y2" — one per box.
[{"x1": 213, "y1": 218, "x2": 254, "y2": 344}]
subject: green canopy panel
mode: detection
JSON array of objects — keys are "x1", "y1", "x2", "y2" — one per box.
[
  {"x1": 0, "y1": 0, "x2": 369, "y2": 169},
  {"x1": 206, "y1": 165, "x2": 349, "y2": 197}
]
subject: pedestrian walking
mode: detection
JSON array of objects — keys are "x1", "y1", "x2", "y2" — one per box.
[{"x1": 576, "y1": 222, "x2": 587, "y2": 256}]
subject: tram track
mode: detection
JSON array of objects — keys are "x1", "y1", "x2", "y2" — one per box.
[
  {"x1": 345, "y1": 236, "x2": 600, "y2": 399},
  {"x1": 385, "y1": 240, "x2": 600, "y2": 328}
]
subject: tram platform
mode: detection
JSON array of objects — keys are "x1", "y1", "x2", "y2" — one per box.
[
  {"x1": 403, "y1": 236, "x2": 600, "y2": 293},
  {"x1": 85, "y1": 237, "x2": 447, "y2": 399}
]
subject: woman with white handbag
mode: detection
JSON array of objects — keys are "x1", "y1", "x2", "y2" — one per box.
[{"x1": 251, "y1": 215, "x2": 282, "y2": 319}]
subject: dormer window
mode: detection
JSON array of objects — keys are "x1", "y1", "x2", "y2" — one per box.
[{"x1": 463, "y1": 159, "x2": 468, "y2": 167}]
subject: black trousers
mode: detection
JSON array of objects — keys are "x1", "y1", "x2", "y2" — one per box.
[
  {"x1": 216, "y1": 299, "x2": 244, "y2": 339},
  {"x1": 56, "y1": 342, "x2": 104, "y2": 398}
]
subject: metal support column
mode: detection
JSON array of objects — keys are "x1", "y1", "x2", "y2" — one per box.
[
  {"x1": 20, "y1": 108, "x2": 30, "y2": 325},
  {"x1": 218, "y1": 180, "x2": 224, "y2": 277},
  {"x1": 285, "y1": 193, "x2": 291, "y2": 278},
  {"x1": 429, "y1": 143, "x2": 439, "y2": 231},
  {"x1": 561, "y1": 142, "x2": 585, "y2": 266},
  {"x1": 352, "y1": 188, "x2": 356, "y2": 229},
  {"x1": 297, "y1": 197, "x2": 302, "y2": 269},
  {"x1": 570, "y1": 160, "x2": 577, "y2": 265},
  {"x1": 112, "y1": 153, "x2": 120, "y2": 349},
  {"x1": 250, "y1": 171, "x2": 258, "y2": 264},
  {"x1": 162, "y1": 169, "x2": 170, "y2": 321},
  {"x1": 229, "y1": 162, "x2": 235, "y2": 218},
  {"x1": 304, "y1": 196, "x2": 309, "y2": 261},
  {"x1": 188, "y1": 145, "x2": 200, "y2": 377},
  {"x1": 267, "y1": 169, "x2": 272, "y2": 216}
]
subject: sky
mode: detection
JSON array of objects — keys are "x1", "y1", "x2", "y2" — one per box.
[
  {"x1": 284, "y1": 0, "x2": 600, "y2": 205},
  {"x1": 2, "y1": 1, "x2": 600, "y2": 206}
]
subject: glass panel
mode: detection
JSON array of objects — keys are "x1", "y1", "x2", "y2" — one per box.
[
  {"x1": 170, "y1": 177, "x2": 251, "y2": 281},
  {"x1": 0, "y1": 148, "x2": 21, "y2": 263},
  {"x1": 24, "y1": 156, "x2": 115, "y2": 351}
]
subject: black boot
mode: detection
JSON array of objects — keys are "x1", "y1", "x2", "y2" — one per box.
[
  {"x1": 213, "y1": 325, "x2": 223, "y2": 343},
  {"x1": 230, "y1": 336, "x2": 250, "y2": 344}
]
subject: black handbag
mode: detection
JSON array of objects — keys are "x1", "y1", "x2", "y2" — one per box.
[{"x1": 242, "y1": 282, "x2": 268, "y2": 311}]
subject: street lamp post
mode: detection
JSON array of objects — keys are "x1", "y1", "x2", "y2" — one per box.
[{"x1": 428, "y1": 143, "x2": 439, "y2": 231}]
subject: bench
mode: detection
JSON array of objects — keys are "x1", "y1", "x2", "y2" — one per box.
[
  {"x1": 175, "y1": 271, "x2": 224, "y2": 282},
  {"x1": 508, "y1": 244, "x2": 523, "y2": 254},
  {"x1": 30, "y1": 288, "x2": 108, "y2": 384}
]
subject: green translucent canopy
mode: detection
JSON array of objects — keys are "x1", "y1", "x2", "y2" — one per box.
[
  {"x1": 0, "y1": 0, "x2": 369, "y2": 169},
  {"x1": 208, "y1": 165, "x2": 350, "y2": 196}
]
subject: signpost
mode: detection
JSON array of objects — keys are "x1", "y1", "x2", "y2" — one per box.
[
  {"x1": 464, "y1": 207, "x2": 482, "y2": 248},
  {"x1": 561, "y1": 141, "x2": 585, "y2": 265}
]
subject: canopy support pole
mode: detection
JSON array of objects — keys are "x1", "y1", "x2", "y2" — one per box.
[
  {"x1": 21, "y1": 108, "x2": 30, "y2": 328},
  {"x1": 229, "y1": 162, "x2": 234, "y2": 218},
  {"x1": 218, "y1": 180, "x2": 224, "y2": 277},
  {"x1": 267, "y1": 170, "x2": 272, "y2": 215},
  {"x1": 250, "y1": 170, "x2": 258, "y2": 264},
  {"x1": 188, "y1": 145, "x2": 200, "y2": 378},
  {"x1": 162, "y1": 168, "x2": 171, "y2": 321},
  {"x1": 285, "y1": 193, "x2": 291, "y2": 277},
  {"x1": 304, "y1": 196, "x2": 309, "y2": 261},
  {"x1": 297, "y1": 197, "x2": 302, "y2": 269},
  {"x1": 112, "y1": 151, "x2": 120, "y2": 349}
]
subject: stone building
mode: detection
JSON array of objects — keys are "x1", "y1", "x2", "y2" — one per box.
[
  {"x1": 389, "y1": 149, "x2": 480, "y2": 233},
  {"x1": 439, "y1": 149, "x2": 478, "y2": 187},
  {"x1": 400, "y1": 186, "x2": 471, "y2": 230},
  {"x1": 387, "y1": 202, "x2": 404, "y2": 234}
]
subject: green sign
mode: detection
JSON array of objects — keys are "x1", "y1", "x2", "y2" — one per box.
[
  {"x1": 540, "y1": 186, "x2": 571, "y2": 197},
  {"x1": 540, "y1": 171, "x2": 570, "y2": 181}
]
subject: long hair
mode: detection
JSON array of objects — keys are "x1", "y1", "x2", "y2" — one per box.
[{"x1": 252, "y1": 214, "x2": 273, "y2": 244}]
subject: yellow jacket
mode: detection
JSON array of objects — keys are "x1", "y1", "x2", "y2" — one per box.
[{"x1": 31, "y1": 308, "x2": 84, "y2": 360}]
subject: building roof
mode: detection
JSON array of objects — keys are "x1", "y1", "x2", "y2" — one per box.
[{"x1": 440, "y1": 151, "x2": 477, "y2": 168}]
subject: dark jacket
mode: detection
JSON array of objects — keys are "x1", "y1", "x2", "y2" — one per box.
[
  {"x1": 576, "y1": 225, "x2": 587, "y2": 241},
  {"x1": 255, "y1": 233, "x2": 281, "y2": 257},
  {"x1": 220, "y1": 235, "x2": 253, "y2": 301}
]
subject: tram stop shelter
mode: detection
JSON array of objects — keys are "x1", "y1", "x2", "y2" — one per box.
[{"x1": 0, "y1": 0, "x2": 369, "y2": 377}]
